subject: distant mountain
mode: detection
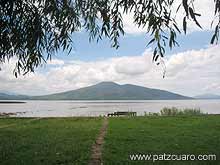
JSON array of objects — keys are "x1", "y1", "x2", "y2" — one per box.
[
  {"x1": 0, "y1": 93, "x2": 29, "y2": 100},
  {"x1": 31, "y1": 82, "x2": 192, "y2": 100},
  {"x1": 0, "y1": 90, "x2": 18, "y2": 95},
  {"x1": 194, "y1": 94, "x2": 220, "y2": 99}
]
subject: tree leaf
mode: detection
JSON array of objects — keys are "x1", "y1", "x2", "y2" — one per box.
[{"x1": 183, "y1": 17, "x2": 187, "y2": 34}]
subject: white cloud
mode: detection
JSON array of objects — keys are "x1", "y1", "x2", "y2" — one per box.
[
  {"x1": 123, "y1": 0, "x2": 216, "y2": 35},
  {"x1": 122, "y1": 13, "x2": 147, "y2": 34},
  {"x1": 0, "y1": 45, "x2": 220, "y2": 96},
  {"x1": 47, "y1": 59, "x2": 65, "y2": 65},
  {"x1": 114, "y1": 54, "x2": 152, "y2": 75},
  {"x1": 204, "y1": 83, "x2": 220, "y2": 91}
]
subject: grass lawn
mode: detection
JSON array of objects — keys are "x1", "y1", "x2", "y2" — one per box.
[
  {"x1": 0, "y1": 117, "x2": 103, "y2": 165},
  {"x1": 103, "y1": 116, "x2": 220, "y2": 164},
  {"x1": 0, "y1": 118, "x2": 31, "y2": 126},
  {"x1": 1, "y1": 116, "x2": 220, "y2": 165}
]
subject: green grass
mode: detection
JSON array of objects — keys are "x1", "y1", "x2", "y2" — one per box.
[
  {"x1": 1, "y1": 116, "x2": 220, "y2": 165},
  {"x1": 0, "y1": 117, "x2": 103, "y2": 165},
  {"x1": 103, "y1": 116, "x2": 220, "y2": 164},
  {"x1": 144, "y1": 107, "x2": 205, "y2": 116},
  {"x1": 0, "y1": 118, "x2": 32, "y2": 126}
]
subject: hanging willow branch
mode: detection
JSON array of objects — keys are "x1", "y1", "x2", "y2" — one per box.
[{"x1": 0, "y1": 0, "x2": 219, "y2": 77}]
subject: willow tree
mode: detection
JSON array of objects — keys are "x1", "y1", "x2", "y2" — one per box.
[{"x1": 0, "y1": 0, "x2": 220, "y2": 76}]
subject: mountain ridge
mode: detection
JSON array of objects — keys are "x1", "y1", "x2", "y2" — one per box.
[
  {"x1": 194, "y1": 93, "x2": 220, "y2": 99},
  {"x1": 31, "y1": 81, "x2": 192, "y2": 100},
  {"x1": 0, "y1": 82, "x2": 193, "y2": 100},
  {"x1": 0, "y1": 93, "x2": 29, "y2": 100}
]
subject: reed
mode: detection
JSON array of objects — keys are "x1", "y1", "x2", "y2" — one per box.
[
  {"x1": 160, "y1": 107, "x2": 204, "y2": 116},
  {"x1": 144, "y1": 107, "x2": 205, "y2": 116}
]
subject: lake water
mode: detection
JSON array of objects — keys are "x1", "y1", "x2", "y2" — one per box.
[{"x1": 0, "y1": 100, "x2": 219, "y2": 117}]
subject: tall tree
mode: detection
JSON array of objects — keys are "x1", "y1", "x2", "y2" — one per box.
[{"x1": 0, "y1": 0, "x2": 220, "y2": 76}]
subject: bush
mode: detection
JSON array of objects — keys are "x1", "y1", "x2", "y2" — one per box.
[
  {"x1": 160, "y1": 107, "x2": 205, "y2": 116},
  {"x1": 144, "y1": 107, "x2": 205, "y2": 117},
  {"x1": 144, "y1": 112, "x2": 160, "y2": 116}
]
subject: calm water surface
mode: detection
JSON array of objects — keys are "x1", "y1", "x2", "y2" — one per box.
[{"x1": 0, "y1": 100, "x2": 219, "y2": 117}]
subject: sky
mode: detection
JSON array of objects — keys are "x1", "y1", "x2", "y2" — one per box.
[{"x1": 0, "y1": 0, "x2": 220, "y2": 97}]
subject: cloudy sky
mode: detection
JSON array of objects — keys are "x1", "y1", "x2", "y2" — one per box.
[{"x1": 0, "y1": 0, "x2": 220, "y2": 97}]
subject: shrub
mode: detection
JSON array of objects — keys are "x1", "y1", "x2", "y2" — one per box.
[
  {"x1": 160, "y1": 107, "x2": 204, "y2": 116},
  {"x1": 144, "y1": 112, "x2": 160, "y2": 116}
]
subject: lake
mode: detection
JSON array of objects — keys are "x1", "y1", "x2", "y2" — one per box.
[{"x1": 0, "y1": 100, "x2": 219, "y2": 117}]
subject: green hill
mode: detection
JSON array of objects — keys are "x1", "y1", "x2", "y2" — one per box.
[
  {"x1": 194, "y1": 93, "x2": 220, "y2": 99},
  {"x1": 31, "y1": 82, "x2": 192, "y2": 100},
  {"x1": 0, "y1": 93, "x2": 29, "y2": 100}
]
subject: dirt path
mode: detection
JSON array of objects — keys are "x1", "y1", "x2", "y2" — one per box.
[
  {"x1": 89, "y1": 117, "x2": 108, "y2": 165},
  {"x1": 0, "y1": 118, "x2": 41, "y2": 129}
]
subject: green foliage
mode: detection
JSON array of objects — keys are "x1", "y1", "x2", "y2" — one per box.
[
  {"x1": 104, "y1": 116, "x2": 220, "y2": 164},
  {"x1": 1, "y1": 0, "x2": 220, "y2": 76},
  {"x1": 160, "y1": 107, "x2": 205, "y2": 116},
  {"x1": 144, "y1": 107, "x2": 205, "y2": 116},
  {"x1": 144, "y1": 112, "x2": 160, "y2": 116},
  {"x1": 0, "y1": 117, "x2": 103, "y2": 164},
  {"x1": 211, "y1": 0, "x2": 220, "y2": 44}
]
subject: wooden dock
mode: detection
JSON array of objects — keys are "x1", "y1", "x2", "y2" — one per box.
[{"x1": 107, "y1": 111, "x2": 137, "y2": 117}]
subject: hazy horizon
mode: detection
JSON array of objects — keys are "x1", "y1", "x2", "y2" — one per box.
[
  {"x1": 0, "y1": 81, "x2": 219, "y2": 98},
  {"x1": 0, "y1": 0, "x2": 219, "y2": 97}
]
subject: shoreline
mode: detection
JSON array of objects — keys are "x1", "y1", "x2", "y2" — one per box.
[
  {"x1": 1, "y1": 114, "x2": 220, "y2": 119},
  {"x1": 0, "y1": 101, "x2": 26, "y2": 104}
]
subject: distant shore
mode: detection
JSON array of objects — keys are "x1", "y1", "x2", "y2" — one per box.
[{"x1": 0, "y1": 101, "x2": 26, "y2": 104}]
